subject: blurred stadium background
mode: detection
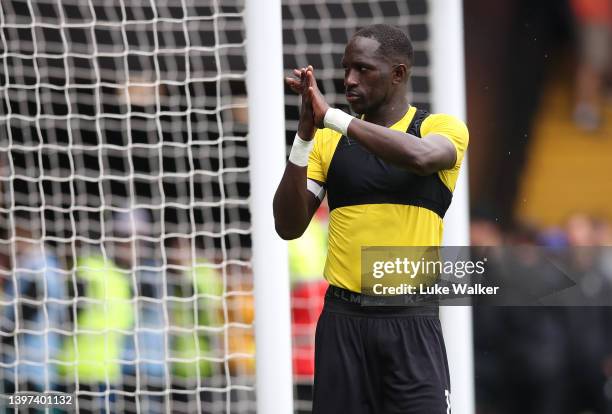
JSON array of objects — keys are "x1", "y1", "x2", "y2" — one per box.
[{"x1": 0, "y1": 0, "x2": 611, "y2": 413}]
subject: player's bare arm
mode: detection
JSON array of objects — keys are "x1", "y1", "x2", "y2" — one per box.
[
  {"x1": 306, "y1": 69, "x2": 456, "y2": 175},
  {"x1": 273, "y1": 66, "x2": 323, "y2": 240}
]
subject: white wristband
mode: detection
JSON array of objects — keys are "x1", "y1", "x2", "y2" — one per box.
[
  {"x1": 323, "y1": 108, "x2": 354, "y2": 136},
  {"x1": 288, "y1": 133, "x2": 314, "y2": 167}
]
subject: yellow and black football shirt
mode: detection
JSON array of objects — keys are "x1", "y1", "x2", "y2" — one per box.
[{"x1": 307, "y1": 105, "x2": 469, "y2": 293}]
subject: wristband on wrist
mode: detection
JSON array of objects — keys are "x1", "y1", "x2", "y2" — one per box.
[
  {"x1": 323, "y1": 108, "x2": 354, "y2": 136},
  {"x1": 288, "y1": 133, "x2": 314, "y2": 167}
]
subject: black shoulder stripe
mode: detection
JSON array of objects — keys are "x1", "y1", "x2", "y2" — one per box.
[{"x1": 407, "y1": 108, "x2": 430, "y2": 138}]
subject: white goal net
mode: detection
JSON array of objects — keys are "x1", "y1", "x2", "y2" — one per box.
[
  {"x1": 1, "y1": 1, "x2": 254, "y2": 412},
  {"x1": 0, "y1": 0, "x2": 437, "y2": 413}
]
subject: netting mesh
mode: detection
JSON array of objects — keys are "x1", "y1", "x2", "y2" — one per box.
[
  {"x1": 1, "y1": 1, "x2": 254, "y2": 412},
  {"x1": 0, "y1": 0, "x2": 433, "y2": 412}
]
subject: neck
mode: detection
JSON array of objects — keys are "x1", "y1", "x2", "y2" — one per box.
[{"x1": 363, "y1": 94, "x2": 410, "y2": 127}]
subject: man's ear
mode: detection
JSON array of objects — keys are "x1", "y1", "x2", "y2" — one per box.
[{"x1": 392, "y1": 63, "x2": 410, "y2": 85}]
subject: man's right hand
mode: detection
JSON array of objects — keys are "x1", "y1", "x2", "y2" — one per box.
[{"x1": 285, "y1": 65, "x2": 316, "y2": 141}]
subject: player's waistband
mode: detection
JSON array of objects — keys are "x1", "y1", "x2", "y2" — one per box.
[{"x1": 324, "y1": 285, "x2": 439, "y2": 318}]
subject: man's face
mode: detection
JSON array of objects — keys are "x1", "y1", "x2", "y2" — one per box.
[{"x1": 342, "y1": 36, "x2": 393, "y2": 115}]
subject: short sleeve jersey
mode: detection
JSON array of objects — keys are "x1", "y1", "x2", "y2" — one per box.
[{"x1": 307, "y1": 106, "x2": 469, "y2": 292}]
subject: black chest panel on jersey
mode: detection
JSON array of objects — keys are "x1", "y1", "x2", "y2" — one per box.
[{"x1": 326, "y1": 109, "x2": 453, "y2": 218}]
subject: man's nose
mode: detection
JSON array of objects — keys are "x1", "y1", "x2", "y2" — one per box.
[{"x1": 344, "y1": 69, "x2": 358, "y2": 88}]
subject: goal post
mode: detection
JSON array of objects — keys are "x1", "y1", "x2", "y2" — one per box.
[
  {"x1": 431, "y1": 1, "x2": 475, "y2": 413},
  {"x1": 245, "y1": 0, "x2": 294, "y2": 413}
]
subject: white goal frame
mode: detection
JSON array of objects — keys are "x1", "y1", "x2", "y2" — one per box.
[{"x1": 245, "y1": 1, "x2": 294, "y2": 413}]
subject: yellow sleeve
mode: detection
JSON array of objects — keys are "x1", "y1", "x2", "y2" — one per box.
[
  {"x1": 420, "y1": 113, "x2": 469, "y2": 169},
  {"x1": 306, "y1": 129, "x2": 327, "y2": 183}
]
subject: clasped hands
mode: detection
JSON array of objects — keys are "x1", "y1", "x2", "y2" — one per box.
[{"x1": 285, "y1": 65, "x2": 330, "y2": 141}]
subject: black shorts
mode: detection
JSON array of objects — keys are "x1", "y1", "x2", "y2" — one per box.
[{"x1": 312, "y1": 285, "x2": 451, "y2": 414}]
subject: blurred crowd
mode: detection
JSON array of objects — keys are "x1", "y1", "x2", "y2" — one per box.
[
  {"x1": 0, "y1": 209, "x2": 257, "y2": 413},
  {"x1": 0, "y1": 206, "x2": 330, "y2": 414},
  {"x1": 472, "y1": 210, "x2": 612, "y2": 414},
  {"x1": 3, "y1": 204, "x2": 612, "y2": 414}
]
